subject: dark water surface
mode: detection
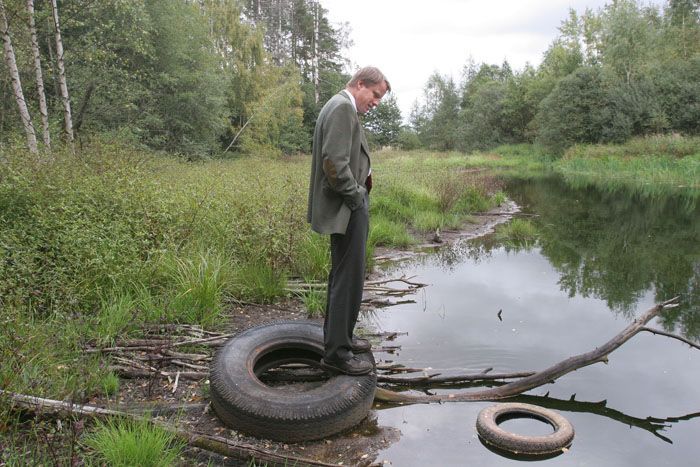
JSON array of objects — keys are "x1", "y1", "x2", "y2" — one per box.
[{"x1": 368, "y1": 175, "x2": 700, "y2": 466}]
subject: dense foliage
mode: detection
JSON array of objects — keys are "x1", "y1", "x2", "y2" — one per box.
[
  {"x1": 0, "y1": 0, "x2": 347, "y2": 157},
  {"x1": 411, "y1": 0, "x2": 700, "y2": 154}
]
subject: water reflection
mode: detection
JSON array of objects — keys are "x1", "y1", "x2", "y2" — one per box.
[
  {"x1": 369, "y1": 174, "x2": 700, "y2": 465},
  {"x1": 399, "y1": 175, "x2": 700, "y2": 338}
]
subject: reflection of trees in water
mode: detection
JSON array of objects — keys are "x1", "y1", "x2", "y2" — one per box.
[
  {"x1": 506, "y1": 175, "x2": 700, "y2": 338},
  {"x1": 379, "y1": 175, "x2": 699, "y2": 338},
  {"x1": 511, "y1": 393, "x2": 700, "y2": 445}
]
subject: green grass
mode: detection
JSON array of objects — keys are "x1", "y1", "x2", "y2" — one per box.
[
  {"x1": 83, "y1": 417, "x2": 184, "y2": 467},
  {"x1": 496, "y1": 218, "x2": 539, "y2": 245},
  {"x1": 231, "y1": 261, "x2": 288, "y2": 304},
  {"x1": 100, "y1": 372, "x2": 121, "y2": 397},
  {"x1": 165, "y1": 249, "x2": 232, "y2": 326},
  {"x1": 552, "y1": 135, "x2": 700, "y2": 195},
  {"x1": 301, "y1": 288, "x2": 326, "y2": 318}
]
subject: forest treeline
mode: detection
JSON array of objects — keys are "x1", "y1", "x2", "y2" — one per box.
[
  {"x1": 410, "y1": 0, "x2": 700, "y2": 154},
  {"x1": 0, "y1": 0, "x2": 698, "y2": 157},
  {"x1": 0, "y1": 0, "x2": 356, "y2": 156}
]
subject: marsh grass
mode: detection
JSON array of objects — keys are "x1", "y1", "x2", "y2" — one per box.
[
  {"x1": 495, "y1": 218, "x2": 539, "y2": 247},
  {"x1": 83, "y1": 417, "x2": 184, "y2": 467},
  {"x1": 100, "y1": 372, "x2": 121, "y2": 397},
  {"x1": 554, "y1": 136, "x2": 700, "y2": 194},
  {"x1": 95, "y1": 292, "x2": 137, "y2": 345},
  {"x1": 302, "y1": 288, "x2": 326, "y2": 318},
  {"x1": 166, "y1": 250, "x2": 232, "y2": 326},
  {"x1": 295, "y1": 232, "x2": 330, "y2": 281},
  {"x1": 231, "y1": 262, "x2": 287, "y2": 304}
]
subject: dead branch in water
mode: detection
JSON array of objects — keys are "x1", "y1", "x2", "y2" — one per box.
[
  {"x1": 377, "y1": 371, "x2": 536, "y2": 385},
  {"x1": 0, "y1": 390, "x2": 337, "y2": 467},
  {"x1": 375, "y1": 297, "x2": 687, "y2": 404}
]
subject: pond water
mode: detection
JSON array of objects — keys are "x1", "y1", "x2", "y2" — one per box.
[{"x1": 368, "y1": 175, "x2": 700, "y2": 466}]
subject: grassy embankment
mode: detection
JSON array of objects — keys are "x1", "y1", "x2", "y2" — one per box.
[
  {"x1": 0, "y1": 142, "x2": 504, "y2": 463},
  {"x1": 484, "y1": 135, "x2": 700, "y2": 193}
]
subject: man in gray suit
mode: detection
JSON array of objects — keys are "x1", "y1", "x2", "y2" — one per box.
[{"x1": 307, "y1": 67, "x2": 390, "y2": 375}]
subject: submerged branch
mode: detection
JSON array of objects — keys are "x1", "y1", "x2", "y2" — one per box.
[
  {"x1": 377, "y1": 371, "x2": 535, "y2": 385},
  {"x1": 375, "y1": 297, "x2": 681, "y2": 404},
  {"x1": 640, "y1": 327, "x2": 700, "y2": 350}
]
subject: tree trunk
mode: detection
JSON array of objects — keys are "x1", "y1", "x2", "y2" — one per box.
[
  {"x1": 0, "y1": 0, "x2": 39, "y2": 154},
  {"x1": 49, "y1": 0, "x2": 73, "y2": 147},
  {"x1": 26, "y1": 0, "x2": 50, "y2": 151},
  {"x1": 312, "y1": 0, "x2": 320, "y2": 105}
]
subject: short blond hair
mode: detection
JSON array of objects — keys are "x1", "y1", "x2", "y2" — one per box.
[{"x1": 347, "y1": 66, "x2": 391, "y2": 92}]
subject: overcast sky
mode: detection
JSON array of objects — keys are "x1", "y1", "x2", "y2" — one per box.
[{"x1": 320, "y1": 0, "x2": 665, "y2": 119}]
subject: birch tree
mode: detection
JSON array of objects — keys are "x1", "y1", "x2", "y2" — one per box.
[
  {"x1": 26, "y1": 0, "x2": 49, "y2": 150},
  {"x1": 49, "y1": 0, "x2": 73, "y2": 145},
  {"x1": 0, "y1": 0, "x2": 38, "y2": 153}
]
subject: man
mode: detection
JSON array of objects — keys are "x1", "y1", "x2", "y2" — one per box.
[{"x1": 307, "y1": 67, "x2": 390, "y2": 375}]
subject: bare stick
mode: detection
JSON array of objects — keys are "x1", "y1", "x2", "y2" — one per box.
[{"x1": 110, "y1": 366, "x2": 207, "y2": 381}]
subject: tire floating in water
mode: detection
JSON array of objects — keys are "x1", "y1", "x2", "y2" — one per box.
[
  {"x1": 209, "y1": 320, "x2": 376, "y2": 442},
  {"x1": 476, "y1": 402, "x2": 574, "y2": 456}
]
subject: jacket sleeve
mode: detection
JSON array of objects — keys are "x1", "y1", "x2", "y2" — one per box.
[{"x1": 321, "y1": 103, "x2": 366, "y2": 211}]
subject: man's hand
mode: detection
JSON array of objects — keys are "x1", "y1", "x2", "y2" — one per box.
[{"x1": 365, "y1": 173, "x2": 372, "y2": 194}]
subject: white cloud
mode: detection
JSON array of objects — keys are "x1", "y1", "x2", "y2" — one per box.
[{"x1": 320, "y1": 0, "x2": 665, "y2": 119}]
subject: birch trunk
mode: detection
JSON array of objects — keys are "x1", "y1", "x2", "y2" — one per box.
[
  {"x1": 49, "y1": 0, "x2": 73, "y2": 146},
  {"x1": 0, "y1": 0, "x2": 38, "y2": 153},
  {"x1": 26, "y1": 0, "x2": 50, "y2": 150},
  {"x1": 312, "y1": 1, "x2": 319, "y2": 105}
]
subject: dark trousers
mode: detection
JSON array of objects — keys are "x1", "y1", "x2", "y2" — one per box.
[{"x1": 324, "y1": 195, "x2": 369, "y2": 362}]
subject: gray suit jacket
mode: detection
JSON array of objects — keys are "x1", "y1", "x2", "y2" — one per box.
[{"x1": 307, "y1": 92, "x2": 371, "y2": 235}]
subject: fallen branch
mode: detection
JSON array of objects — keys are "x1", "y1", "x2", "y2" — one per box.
[
  {"x1": 366, "y1": 332, "x2": 408, "y2": 340},
  {"x1": 365, "y1": 275, "x2": 428, "y2": 288},
  {"x1": 86, "y1": 334, "x2": 232, "y2": 354},
  {"x1": 0, "y1": 390, "x2": 336, "y2": 467},
  {"x1": 375, "y1": 297, "x2": 683, "y2": 404},
  {"x1": 362, "y1": 297, "x2": 416, "y2": 307},
  {"x1": 110, "y1": 366, "x2": 207, "y2": 381}
]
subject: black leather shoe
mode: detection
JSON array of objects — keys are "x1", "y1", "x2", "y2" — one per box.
[
  {"x1": 351, "y1": 337, "x2": 371, "y2": 353},
  {"x1": 320, "y1": 356, "x2": 373, "y2": 375}
]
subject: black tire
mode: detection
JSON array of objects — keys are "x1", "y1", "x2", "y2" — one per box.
[
  {"x1": 209, "y1": 320, "x2": 376, "y2": 442},
  {"x1": 476, "y1": 403, "x2": 574, "y2": 455}
]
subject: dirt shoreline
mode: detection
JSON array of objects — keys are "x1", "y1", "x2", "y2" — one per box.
[{"x1": 96, "y1": 201, "x2": 519, "y2": 466}]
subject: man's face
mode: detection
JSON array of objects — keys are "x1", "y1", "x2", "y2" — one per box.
[{"x1": 354, "y1": 80, "x2": 388, "y2": 114}]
